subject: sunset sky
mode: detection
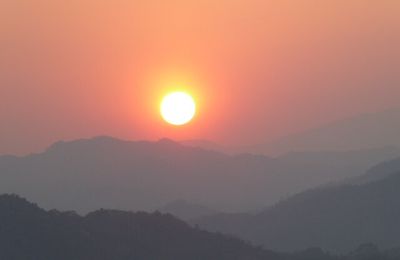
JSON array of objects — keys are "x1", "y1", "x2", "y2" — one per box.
[{"x1": 1, "y1": 0, "x2": 400, "y2": 155}]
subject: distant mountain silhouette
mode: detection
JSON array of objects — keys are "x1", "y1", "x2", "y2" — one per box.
[
  {"x1": 159, "y1": 200, "x2": 218, "y2": 221},
  {"x1": 0, "y1": 136, "x2": 398, "y2": 213},
  {"x1": 0, "y1": 194, "x2": 282, "y2": 260},
  {"x1": 193, "y1": 167, "x2": 400, "y2": 252},
  {"x1": 356, "y1": 156, "x2": 400, "y2": 184},
  {"x1": 180, "y1": 139, "x2": 229, "y2": 153},
  {"x1": 255, "y1": 108, "x2": 400, "y2": 155}
]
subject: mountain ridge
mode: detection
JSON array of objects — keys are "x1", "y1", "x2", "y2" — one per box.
[
  {"x1": 254, "y1": 108, "x2": 400, "y2": 155},
  {"x1": 0, "y1": 194, "x2": 280, "y2": 260},
  {"x1": 193, "y1": 164, "x2": 400, "y2": 252},
  {"x1": 0, "y1": 136, "x2": 399, "y2": 214}
]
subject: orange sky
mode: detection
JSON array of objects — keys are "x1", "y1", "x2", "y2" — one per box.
[{"x1": 1, "y1": 0, "x2": 400, "y2": 155}]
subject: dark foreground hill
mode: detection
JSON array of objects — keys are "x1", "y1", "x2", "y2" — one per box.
[
  {"x1": 2, "y1": 194, "x2": 400, "y2": 260},
  {"x1": 0, "y1": 136, "x2": 398, "y2": 214},
  {"x1": 0, "y1": 194, "x2": 279, "y2": 260},
  {"x1": 194, "y1": 165, "x2": 400, "y2": 253}
]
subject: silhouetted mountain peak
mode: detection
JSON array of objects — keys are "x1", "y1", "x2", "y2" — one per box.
[
  {"x1": 45, "y1": 136, "x2": 216, "y2": 157},
  {"x1": 0, "y1": 194, "x2": 44, "y2": 215},
  {"x1": 0, "y1": 194, "x2": 35, "y2": 207},
  {"x1": 157, "y1": 137, "x2": 179, "y2": 145},
  {"x1": 46, "y1": 136, "x2": 129, "y2": 153}
]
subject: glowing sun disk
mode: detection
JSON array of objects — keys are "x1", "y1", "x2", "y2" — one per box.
[{"x1": 160, "y1": 92, "x2": 196, "y2": 126}]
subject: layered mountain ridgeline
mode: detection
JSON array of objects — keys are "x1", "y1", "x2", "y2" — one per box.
[
  {"x1": 355, "y1": 156, "x2": 400, "y2": 184},
  {"x1": 255, "y1": 108, "x2": 400, "y2": 155},
  {"x1": 0, "y1": 136, "x2": 398, "y2": 214},
  {"x1": 193, "y1": 163, "x2": 400, "y2": 253},
  {"x1": 1, "y1": 194, "x2": 400, "y2": 260}
]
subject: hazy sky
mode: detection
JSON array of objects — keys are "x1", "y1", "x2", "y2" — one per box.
[{"x1": 1, "y1": 0, "x2": 400, "y2": 155}]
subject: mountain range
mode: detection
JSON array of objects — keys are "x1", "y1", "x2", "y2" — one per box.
[
  {"x1": 0, "y1": 136, "x2": 398, "y2": 214},
  {"x1": 253, "y1": 108, "x2": 400, "y2": 155},
  {"x1": 193, "y1": 156, "x2": 400, "y2": 252}
]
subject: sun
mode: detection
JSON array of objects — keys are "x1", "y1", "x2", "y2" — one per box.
[{"x1": 160, "y1": 91, "x2": 196, "y2": 126}]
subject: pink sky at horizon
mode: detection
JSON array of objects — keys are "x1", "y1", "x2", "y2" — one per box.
[{"x1": 1, "y1": 0, "x2": 400, "y2": 155}]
